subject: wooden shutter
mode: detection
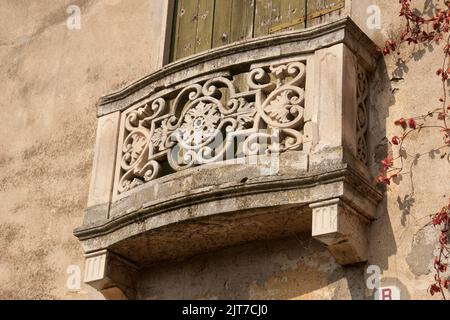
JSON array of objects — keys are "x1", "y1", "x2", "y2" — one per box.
[
  {"x1": 265, "y1": 0, "x2": 307, "y2": 35},
  {"x1": 306, "y1": 0, "x2": 345, "y2": 27},
  {"x1": 170, "y1": 0, "x2": 345, "y2": 62}
]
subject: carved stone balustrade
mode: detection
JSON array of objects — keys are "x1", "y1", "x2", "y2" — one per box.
[{"x1": 74, "y1": 17, "x2": 383, "y2": 299}]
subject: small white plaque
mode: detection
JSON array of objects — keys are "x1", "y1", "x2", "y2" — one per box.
[{"x1": 374, "y1": 286, "x2": 401, "y2": 300}]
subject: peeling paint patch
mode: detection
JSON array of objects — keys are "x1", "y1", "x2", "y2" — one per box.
[{"x1": 406, "y1": 225, "x2": 439, "y2": 276}]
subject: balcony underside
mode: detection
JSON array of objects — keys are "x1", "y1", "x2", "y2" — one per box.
[{"x1": 75, "y1": 154, "x2": 380, "y2": 265}]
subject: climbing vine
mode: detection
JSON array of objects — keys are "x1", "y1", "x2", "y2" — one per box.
[{"x1": 380, "y1": 0, "x2": 450, "y2": 299}]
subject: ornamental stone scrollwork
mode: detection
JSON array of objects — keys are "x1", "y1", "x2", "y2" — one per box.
[
  {"x1": 356, "y1": 64, "x2": 370, "y2": 165},
  {"x1": 116, "y1": 60, "x2": 307, "y2": 195}
]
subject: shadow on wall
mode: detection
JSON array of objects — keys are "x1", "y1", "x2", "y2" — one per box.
[
  {"x1": 378, "y1": 0, "x2": 450, "y2": 229},
  {"x1": 389, "y1": 0, "x2": 442, "y2": 81},
  {"x1": 369, "y1": 0, "x2": 448, "y2": 282},
  {"x1": 368, "y1": 56, "x2": 397, "y2": 272},
  {"x1": 136, "y1": 234, "x2": 367, "y2": 300}
]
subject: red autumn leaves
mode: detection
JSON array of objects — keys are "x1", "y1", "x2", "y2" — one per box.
[
  {"x1": 391, "y1": 136, "x2": 400, "y2": 145},
  {"x1": 382, "y1": 39, "x2": 397, "y2": 55},
  {"x1": 381, "y1": 0, "x2": 450, "y2": 57},
  {"x1": 393, "y1": 117, "x2": 417, "y2": 130},
  {"x1": 382, "y1": 0, "x2": 450, "y2": 300},
  {"x1": 436, "y1": 67, "x2": 450, "y2": 81},
  {"x1": 429, "y1": 203, "x2": 450, "y2": 296},
  {"x1": 377, "y1": 118, "x2": 417, "y2": 185}
]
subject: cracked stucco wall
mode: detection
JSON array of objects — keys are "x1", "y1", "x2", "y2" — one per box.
[
  {"x1": 138, "y1": 235, "x2": 366, "y2": 300},
  {"x1": 1, "y1": 0, "x2": 449, "y2": 300},
  {"x1": 0, "y1": 0, "x2": 163, "y2": 299},
  {"x1": 352, "y1": 0, "x2": 450, "y2": 300}
]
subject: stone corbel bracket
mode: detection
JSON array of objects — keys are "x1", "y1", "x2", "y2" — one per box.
[
  {"x1": 311, "y1": 198, "x2": 369, "y2": 265},
  {"x1": 74, "y1": 17, "x2": 382, "y2": 299},
  {"x1": 84, "y1": 250, "x2": 138, "y2": 299}
]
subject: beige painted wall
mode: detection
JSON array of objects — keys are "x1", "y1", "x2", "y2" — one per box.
[
  {"x1": 1, "y1": 0, "x2": 449, "y2": 299},
  {"x1": 138, "y1": 235, "x2": 366, "y2": 300},
  {"x1": 351, "y1": 0, "x2": 450, "y2": 299},
  {"x1": 0, "y1": 0, "x2": 165, "y2": 299}
]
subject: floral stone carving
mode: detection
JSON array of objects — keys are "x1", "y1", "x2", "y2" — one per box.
[{"x1": 117, "y1": 61, "x2": 307, "y2": 195}]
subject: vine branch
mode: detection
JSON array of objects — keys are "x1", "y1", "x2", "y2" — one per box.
[{"x1": 380, "y1": 0, "x2": 450, "y2": 299}]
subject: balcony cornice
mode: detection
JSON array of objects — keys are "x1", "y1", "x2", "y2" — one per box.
[{"x1": 74, "y1": 164, "x2": 381, "y2": 242}]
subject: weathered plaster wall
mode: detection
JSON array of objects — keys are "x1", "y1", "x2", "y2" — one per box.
[
  {"x1": 138, "y1": 235, "x2": 366, "y2": 300},
  {"x1": 1, "y1": 0, "x2": 449, "y2": 300},
  {"x1": 0, "y1": 0, "x2": 165, "y2": 299},
  {"x1": 352, "y1": 0, "x2": 450, "y2": 299}
]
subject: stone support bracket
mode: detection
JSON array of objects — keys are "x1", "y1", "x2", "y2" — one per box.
[
  {"x1": 310, "y1": 198, "x2": 369, "y2": 265},
  {"x1": 84, "y1": 249, "x2": 138, "y2": 299}
]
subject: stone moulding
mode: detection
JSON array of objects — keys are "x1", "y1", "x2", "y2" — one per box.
[
  {"x1": 74, "y1": 17, "x2": 382, "y2": 299},
  {"x1": 96, "y1": 17, "x2": 377, "y2": 116}
]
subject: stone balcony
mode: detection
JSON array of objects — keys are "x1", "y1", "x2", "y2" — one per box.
[{"x1": 74, "y1": 17, "x2": 382, "y2": 299}]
